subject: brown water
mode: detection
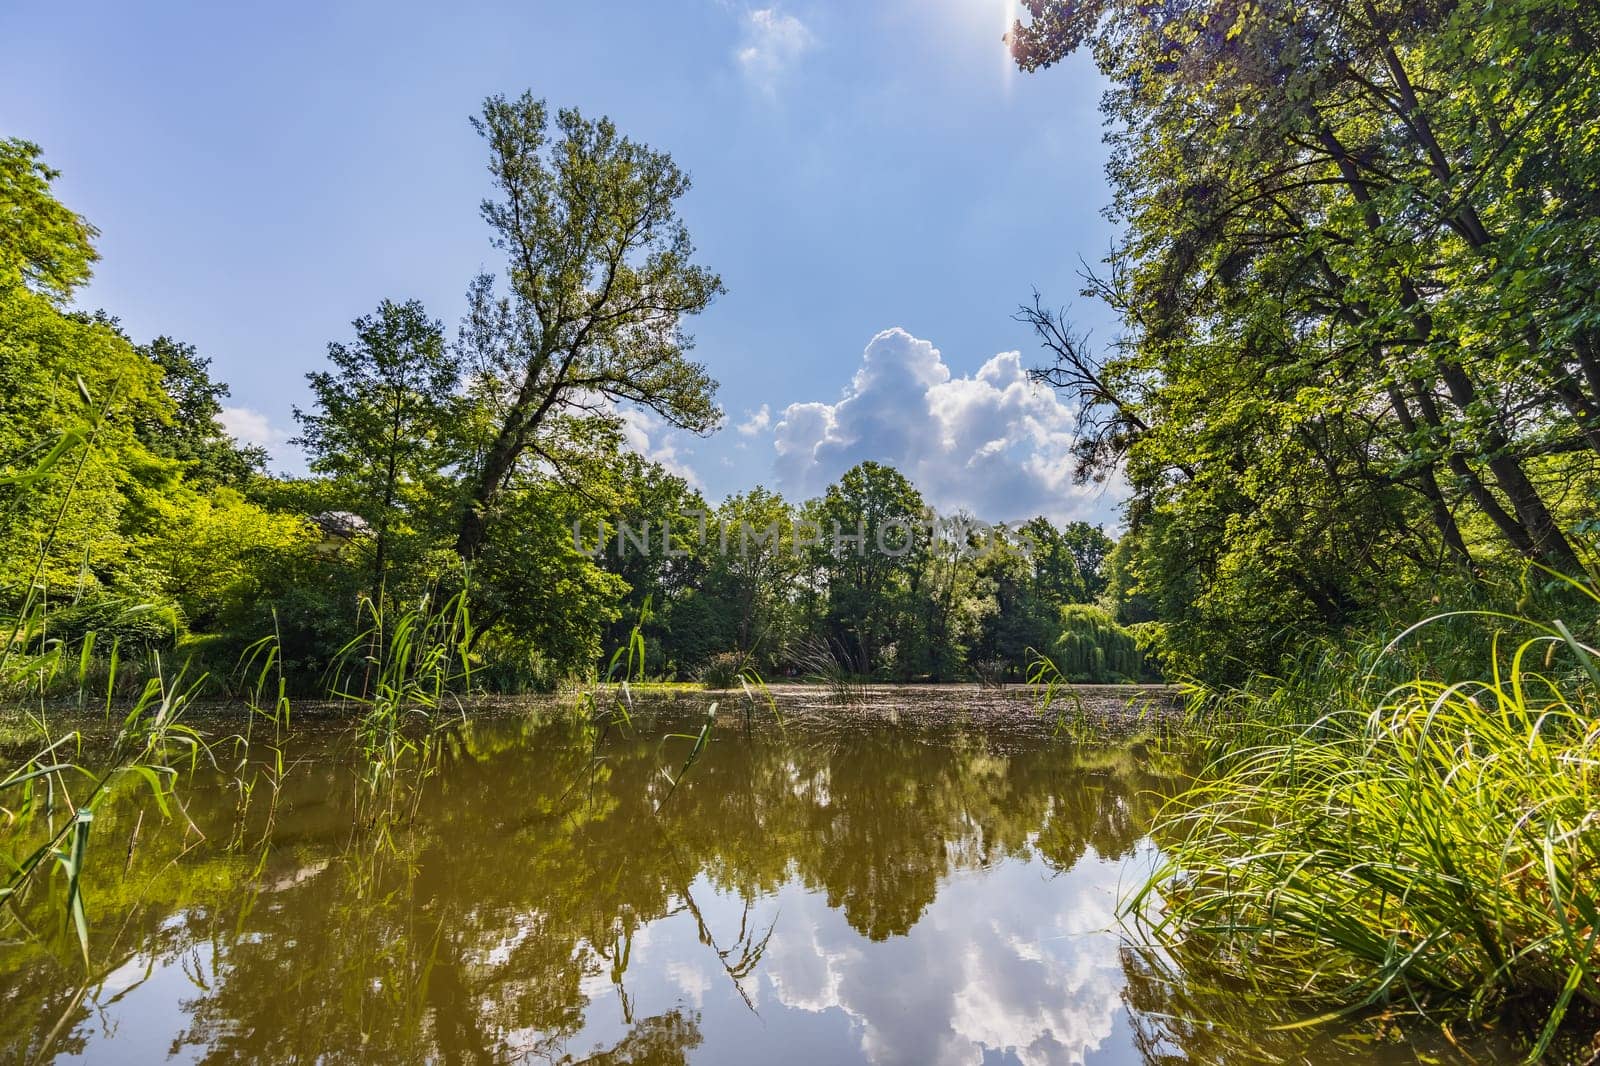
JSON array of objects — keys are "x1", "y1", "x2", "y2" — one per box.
[{"x1": 2, "y1": 689, "x2": 1505, "y2": 1064}]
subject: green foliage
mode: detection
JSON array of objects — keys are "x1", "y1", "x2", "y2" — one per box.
[
  {"x1": 1048, "y1": 604, "x2": 1148, "y2": 683},
  {"x1": 208, "y1": 539, "x2": 366, "y2": 685},
  {"x1": 133, "y1": 487, "x2": 315, "y2": 631},
  {"x1": 0, "y1": 138, "x2": 97, "y2": 300},
  {"x1": 294, "y1": 298, "x2": 460, "y2": 591},
  {"x1": 0, "y1": 297, "x2": 179, "y2": 600},
  {"x1": 596, "y1": 455, "x2": 715, "y2": 671},
  {"x1": 1133, "y1": 612, "x2": 1600, "y2": 1057},
  {"x1": 902, "y1": 511, "x2": 984, "y2": 681},
  {"x1": 473, "y1": 483, "x2": 627, "y2": 679},
  {"x1": 135, "y1": 335, "x2": 266, "y2": 487},
  {"x1": 1125, "y1": 619, "x2": 1166, "y2": 677},
  {"x1": 702, "y1": 486, "x2": 801, "y2": 668},
  {"x1": 1012, "y1": 0, "x2": 1600, "y2": 680},
  {"x1": 968, "y1": 531, "x2": 1057, "y2": 680},
  {"x1": 1018, "y1": 516, "x2": 1113, "y2": 604},
  {"x1": 808, "y1": 461, "x2": 928, "y2": 675},
  {"x1": 40, "y1": 594, "x2": 183, "y2": 652},
  {"x1": 697, "y1": 650, "x2": 747, "y2": 690}
]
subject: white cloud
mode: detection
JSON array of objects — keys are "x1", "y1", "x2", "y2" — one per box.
[
  {"x1": 759, "y1": 852, "x2": 1137, "y2": 1066},
  {"x1": 769, "y1": 327, "x2": 1120, "y2": 524},
  {"x1": 736, "y1": 403, "x2": 772, "y2": 436},
  {"x1": 217, "y1": 406, "x2": 276, "y2": 448},
  {"x1": 736, "y1": 7, "x2": 813, "y2": 94},
  {"x1": 218, "y1": 406, "x2": 295, "y2": 468},
  {"x1": 619, "y1": 407, "x2": 704, "y2": 490}
]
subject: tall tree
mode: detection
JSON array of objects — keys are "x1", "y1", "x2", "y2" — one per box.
[
  {"x1": 1010, "y1": 0, "x2": 1600, "y2": 675},
  {"x1": 595, "y1": 454, "x2": 715, "y2": 669},
  {"x1": 454, "y1": 93, "x2": 723, "y2": 562},
  {"x1": 136, "y1": 336, "x2": 266, "y2": 487},
  {"x1": 293, "y1": 299, "x2": 459, "y2": 592},
  {"x1": 1018, "y1": 517, "x2": 1114, "y2": 606},
  {"x1": 0, "y1": 141, "x2": 178, "y2": 600},
  {"x1": 969, "y1": 529, "x2": 1058, "y2": 679},
  {"x1": 707, "y1": 487, "x2": 800, "y2": 663},
  {"x1": 810, "y1": 462, "x2": 928, "y2": 674},
  {"x1": 911, "y1": 510, "x2": 983, "y2": 682},
  {"x1": 0, "y1": 138, "x2": 97, "y2": 301}
]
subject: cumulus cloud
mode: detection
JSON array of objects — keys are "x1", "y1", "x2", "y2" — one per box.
[
  {"x1": 758, "y1": 852, "x2": 1134, "y2": 1065},
  {"x1": 769, "y1": 328, "x2": 1119, "y2": 524},
  {"x1": 736, "y1": 403, "x2": 772, "y2": 436},
  {"x1": 736, "y1": 7, "x2": 813, "y2": 94},
  {"x1": 218, "y1": 406, "x2": 294, "y2": 468},
  {"x1": 619, "y1": 407, "x2": 704, "y2": 489},
  {"x1": 551, "y1": 849, "x2": 1136, "y2": 1066}
]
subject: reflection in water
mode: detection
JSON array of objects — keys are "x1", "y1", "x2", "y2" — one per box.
[{"x1": 0, "y1": 698, "x2": 1497, "y2": 1063}]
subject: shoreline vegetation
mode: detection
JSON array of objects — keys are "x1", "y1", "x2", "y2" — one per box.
[
  {"x1": 6, "y1": 0, "x2": 1600, "y2": 1057},
  {"x1": 1140, "y1": 610, "x2": 1600, "y2": 1061}
]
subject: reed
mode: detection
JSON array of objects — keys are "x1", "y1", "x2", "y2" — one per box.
[
  {"x1": 793, "y1": 635, "x2": 869, "y2": 707},
  {"x1": 698, "y1": 650, "x2": 746, "y2": 690},
  {"x1": 1, "y1": 652, "x2": 209, "y2": 964},
  {"x1": 327, "y1": 581, "x2": 473, "y2": 828},
  {"x1": 1129, "y1": 604, "x2": 1600, "y2": 1061},
  {"x1": 226, "y1": 613, "x2": 294, "y2": 848}
]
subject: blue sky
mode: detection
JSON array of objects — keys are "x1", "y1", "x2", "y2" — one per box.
[{"x1": 2, "y1": 0, "x2": 1126, "y2": 525}]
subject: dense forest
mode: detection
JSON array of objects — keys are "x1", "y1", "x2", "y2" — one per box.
[{"x1": 0, "y1": 107, "x2": 1146, "y2": 695}]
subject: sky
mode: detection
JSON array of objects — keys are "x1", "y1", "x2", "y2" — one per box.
[{"x1": 2, "y1": 0, "x2": 1127, "y2": 526}]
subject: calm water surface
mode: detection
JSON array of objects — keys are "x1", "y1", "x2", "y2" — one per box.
[{"x1": 3, "y1": 689, "x2": 1502, "y2": 1064}]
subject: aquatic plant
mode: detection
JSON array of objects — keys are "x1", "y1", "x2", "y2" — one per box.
[
  {"x1": 1130, "y1": 602, "x2": 1600, "y2": 1061},
  {"x1": 698, "y1": 650, "x2": 746, "y2": 690},
  {"x1": 327, "y1": 579, "x2": 473, "y2": 828},
  {"x1": 226, "y1": 614, "x2": 294, "y2": 849},
  {"x1": 792, "y1": 635, "x2": 869, "y2": 708}
]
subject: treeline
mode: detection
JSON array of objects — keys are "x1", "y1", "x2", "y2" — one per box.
[
  {"x1": 587, "y1": 460, "x2": 1145, "y2": 684},
  {"x1": 0, "y1": 122, "x2": 1150, "y2": 692},
  {"x1": 1011, "y1": 0, "x2": 1600, "y2": 680}
]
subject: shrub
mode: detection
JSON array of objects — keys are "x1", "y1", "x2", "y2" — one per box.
[
  {"x1": 699, "y1": 650, "x2": 747, "y2": 690},
  {"x1": 40, "y1": 593, "x2": 183, "y2": 651}
]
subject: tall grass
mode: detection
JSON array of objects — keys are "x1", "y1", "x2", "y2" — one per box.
[
  {"x1": 793, "y1": 635, "x2": 869, "y2": 707},
  {"x1": 1, "y1": 651, "x2": 210, "y2": 963},
  {"x1": 1130, "y1": 606, "x2": 1600, "y2": 1060},
  {"x1": 226, "y1": 615, "x2": 294, "y2": 849},
  {"x1": 328, "y1": 583, "x2": 473, "y2": 828},
  {"x1": 698, "y1": 650, "x2": 747, "y2": 690}
]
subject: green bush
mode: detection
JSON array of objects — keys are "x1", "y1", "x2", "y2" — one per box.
[
  {"x1": 698, "y1": 650, "x2": 747, "y2": 690},
  {"x1": 39, "y1": 594, "x2": 184, "y2": 652}
]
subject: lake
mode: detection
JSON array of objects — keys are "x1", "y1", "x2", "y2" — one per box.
[{"x1": 2, "y1": 687, "x2": 1506, "y2": 1063}]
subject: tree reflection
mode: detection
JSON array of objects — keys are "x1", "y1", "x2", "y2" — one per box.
[
  {"x1": 561, "y1": 1009, "x2": 702, "y2": 1065},
  {"x1": 3, "y1": 702, "x2": 1191, "y2": 1063}
]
